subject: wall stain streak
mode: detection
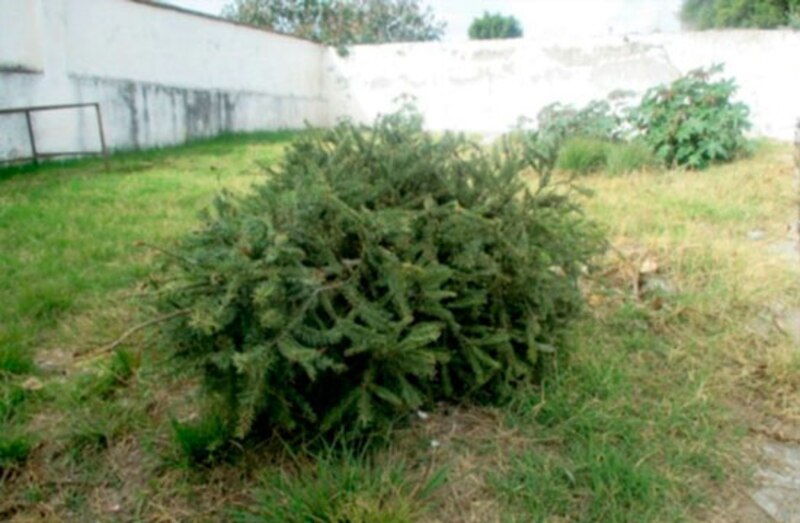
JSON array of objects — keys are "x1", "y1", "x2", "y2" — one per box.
[
  {"x1": 63, "y1": 75, "x2": 327, "y2": 152},
  {"x1": 119, "y1": 81, "x2": 139, "y2": 148}
]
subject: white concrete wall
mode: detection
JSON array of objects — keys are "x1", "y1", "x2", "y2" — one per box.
[
  {"x1": 0, "y1": 0, "x2": 326, "y2": 160},
  {"x1": 324, "y1": 30, "x2": 800, "y2": 141},
  {"x1": 1, "y1": 0, "x2": 798, "y2": 163},
  {"x1": 0, "y1": 0, "x2": 44, "y2": 73},
  {"x1": 645, "y1": 31, "x2": 800, "y2": 140}
]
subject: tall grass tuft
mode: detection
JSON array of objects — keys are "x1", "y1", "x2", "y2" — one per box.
[{"x1": 235, "y1": 444, "x2": 447, "y2": 523}]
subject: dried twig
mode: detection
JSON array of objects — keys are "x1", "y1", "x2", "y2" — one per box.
[
  {"x1": 76, "y1": 309, "x2": 189, "y2": 361},
  {"x1": 134, "y1": 240, "x2": 199, "y2": 266}
]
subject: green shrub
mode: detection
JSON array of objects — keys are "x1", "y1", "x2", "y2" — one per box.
[
  {"x1": 536, "y1": 68, "x2": 752, "y2": 172},
  {"x1": 681, "y1": 0, "x2": 796, "y2": 28},
  {"x1": 556, "y1": 138, "x2": 610, "y2": 175},
  {"x1": 537, "y1": 100, "x2": 624, "y2": 144},
  {"x1": 468, "y1": 12, "x2": 523, "y2": 39},
  {"x1": 153, "y1": 106, "x2": 604, "y2": 441},
  {"x1": 631, "y1": 65, "x2": 751, "y2": 169},
  {"x1": 605, "y1": 141, "x2": 661, "y2": 175}
]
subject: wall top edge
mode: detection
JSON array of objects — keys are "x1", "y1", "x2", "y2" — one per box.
[
  {"x1": 336, "y1": 28, "x2": 800, "y2": 53},
  {"x1": 127, "y1": 0, "x2": 325, "y2": 48}
]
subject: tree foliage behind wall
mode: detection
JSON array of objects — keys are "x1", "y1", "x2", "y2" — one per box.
[
  {"x1": 222, "y1": 0, "x2": 445, "y2": 50},
  {"x1": 468, "y1": 12, "x2": 523, "y2": 40},
  {"x1": 681, "y1": 0, "x2": 800, "y2": 28}
]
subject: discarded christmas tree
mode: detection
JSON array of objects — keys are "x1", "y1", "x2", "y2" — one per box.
[{"x1": 154, "y1": 106, "x2": 604, "y2": 439}]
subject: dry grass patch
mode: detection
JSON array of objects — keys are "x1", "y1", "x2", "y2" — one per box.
[{"x1": 583, "y1": 141, "x2": 800, "y2": 419}]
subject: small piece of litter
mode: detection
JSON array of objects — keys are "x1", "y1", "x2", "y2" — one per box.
[
  {"x1": 430, "y1": 439, "x2": 441, "y2": 449},
  {"x1": 22, "y1": 377, "x2": 44, "y2": 391},
  {"x1": 416, "y1": 410, "x2": 429, "y2": 421},
  {"x1": 639, "y1": 257, "x2": 659, "y2": 275}
]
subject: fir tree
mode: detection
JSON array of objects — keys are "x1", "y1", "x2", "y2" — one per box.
[{"x1": 154, "y1": 105, "x2": 604, "y2": 440}]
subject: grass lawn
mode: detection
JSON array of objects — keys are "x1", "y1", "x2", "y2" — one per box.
[{"x1": 1, "y1": 134, "x2": 798, "y2": 521}]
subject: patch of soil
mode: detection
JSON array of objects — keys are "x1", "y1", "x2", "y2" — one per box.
[{"x1": 752, "y1": 441, "x2": 800, "y2": 522}]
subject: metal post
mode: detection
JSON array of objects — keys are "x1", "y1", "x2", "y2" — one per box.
[
  {"x1": 795, "y1": 119, "x2": 799, "y2": 262},
  {"x1": 94, "y1": 103, "x2": 109, "y2": 172},
  {"x1": 0, "y1": 102, "x2": 110, "y2": 168},
  {"x1": 24, "y1": 110, "x2": 38, "y2": 165}
]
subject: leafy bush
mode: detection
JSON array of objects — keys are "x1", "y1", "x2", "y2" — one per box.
[
  {"x1": 537, "y1": 100, "x2": 625, "y2": 145},
  {"x1": 532, "y1": 66, "x2": 751, "y2": 173},
  {"x1": 681, "y1": 0, "x2": 798, "y2": 28},
  {"x1": 154, "y1": 107, "x2": 604, "y2": 441},
  {"x1": 468, "y1": 12, "x2": 523, "y2": 39},
  {"x1": 631, "y1": 65, "x2": 751, "y2": 169},
  {"x1": 556, "y1": 138, "x2": 609, "y2": 175}
]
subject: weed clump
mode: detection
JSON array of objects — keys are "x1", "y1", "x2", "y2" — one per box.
[
  {"x1": 605, "y1": 141, "x2": 660, "y2": 176},
  {"x1": 557, "y1": 138, "x2": 610, "y2": 175},
  {"x1": 0, "y1": 380, "x2": 34, "y2": 473},
  {"x1": 0, "y1": 344, "x2": 34, "y2": 375},
  {"x1": 0, "y1": 433, "x2": 32, "y2": 471},
  {"x1": 153, "y1": 106, "x2": 604, "y2": 442},
  {"x1": 537, "y1": 100, "x2": 625, "y2": 143},
  {"x1": 171, "y1": 413, "x2": 231, "y2": 466},
  {"x1": 236, "y1": 445, "x2": 446, "y2": 522}
]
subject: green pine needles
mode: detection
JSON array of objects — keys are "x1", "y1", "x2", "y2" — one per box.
[{"x1": 154, "y1": 106, "x2": 604, "y2": 441}]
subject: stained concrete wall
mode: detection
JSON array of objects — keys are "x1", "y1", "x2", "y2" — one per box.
[
  {"x1": 0, "y1": 0, "x2": 44, "y2": 73},
  {"x1": 2, "y1": 0, "x2": 799, "y2": 163},
  {"x1": 324, "y1": 30, "x2": 800, "y2": 141},
  {"x1": 0, "y1": 0, "x2": 326, "y2": 161}
]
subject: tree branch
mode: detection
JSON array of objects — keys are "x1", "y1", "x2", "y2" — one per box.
[{"x1": 76, "y1": 309, "x2": 190, "y2": 362}]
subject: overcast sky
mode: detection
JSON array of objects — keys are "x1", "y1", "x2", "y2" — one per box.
[{"x1": 167, "y1": 0, "x2": 683, "y2": 40}]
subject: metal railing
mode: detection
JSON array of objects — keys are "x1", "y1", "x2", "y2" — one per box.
[
  {"x1": 795, "y1": 118, "x2": 799, "y2": 264},
  {"x1": 0, "y1": 102, "x2": 109, "y2": 170}
]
